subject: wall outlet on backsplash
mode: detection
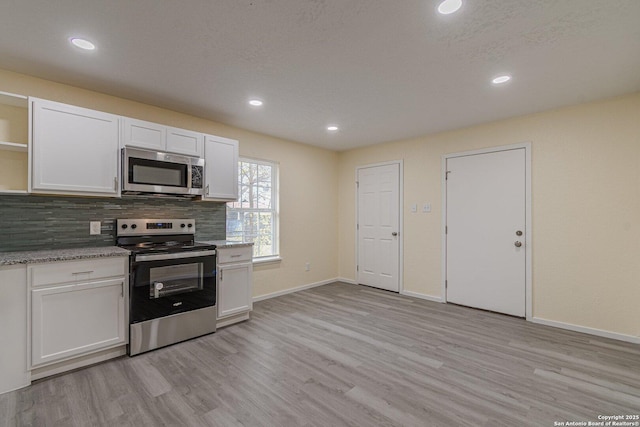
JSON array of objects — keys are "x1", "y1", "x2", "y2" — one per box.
[{"x1": 89, "y1": 221, "x2": 101, "y2": 235}]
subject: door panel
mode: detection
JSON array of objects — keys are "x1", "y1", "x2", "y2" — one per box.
[
  {"x1": 203, "y1": 135, "x2": 239, "y2": 201},
  {"x1": 32, "y1": 99, "x2": 120, "y2": 196},
  {"x1": 357, "y1": 163, "x2": 400, "y2": 292},
  {"x1": 446, "y1": 148, "x2": 526, "y2": 317},
  {"x1": 31, "y1": 279, "x2": 125, "y2": 367}
]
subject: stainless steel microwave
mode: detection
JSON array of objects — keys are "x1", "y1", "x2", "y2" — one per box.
[{"x1": 122, "y1": 147, "x2": 204, "y2": 196}]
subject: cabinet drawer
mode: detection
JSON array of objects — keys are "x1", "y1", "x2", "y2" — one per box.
[
  {"x1": 29, "y1": 257, "x2": 126, "y2": 287},
  {"x1": 217, "y1": 246, "x2": 252, "y2": 264}
]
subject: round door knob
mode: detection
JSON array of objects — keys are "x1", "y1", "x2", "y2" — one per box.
[
  {"x1": 392, "y1": 232, "x2": 398, "y2": 236},
  {"x1": 516, "y1": 230, "x2": 523, "y2": 236},
  {"x1": 514, "y1": 241, "x2": 522, "y2": 247}
]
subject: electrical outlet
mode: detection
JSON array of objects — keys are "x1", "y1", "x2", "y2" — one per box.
[
  {"x1": 90, "y1": 221, "x2": 101, "y2": 235},
  {"x1": 305, "y1": 262, "x2": 310, "y2": 272}
]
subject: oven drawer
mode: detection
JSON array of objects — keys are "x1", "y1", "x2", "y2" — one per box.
[
  {"x1": 29, "y1": 257, "x2": 127, "y2": 287},
  {"x1": 217, "y1": 246, "x2": 252, "y2": 264}
]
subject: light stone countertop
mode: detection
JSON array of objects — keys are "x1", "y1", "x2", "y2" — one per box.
[
  {"x1": 0, "y1": 246, "x2": 130, "y2": 266},
  {"x1": 202, "y1": 240, "x2": 254, "y2": 249}
]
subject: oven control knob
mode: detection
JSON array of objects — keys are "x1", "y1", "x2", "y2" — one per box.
[
  {"x1": 131, "y1": 224, "x2": 137, "y2": 229},
  {"x1": 180, "y1": 223, "x2": 186, "y2": 228},
  {"x1": 121, "y1": 224, "x2": 128, "y2": 229},
  {"x1": 155, "y1": 282, "x2": 164, "y2": 290},
  {"x1": 187, "y1": 223, "x2": 193, "y2": 228}
]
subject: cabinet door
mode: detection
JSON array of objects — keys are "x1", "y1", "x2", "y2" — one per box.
[
  {"x1": 203, "y1": 135, "x2": 238, "y2": 201},
  {"x1": 218, "y1": 262, "x2": 252, "y2": 318},
  {"x1": 0, "y1": 265, "x2": 30, "y2": 393},
  {"x1": 31, "y1": 279, "x2": 126, "y2": 367},
  {"x1": 167, "y1": 126, "x2": 203, "y2": 157},
  {"x1": 31, "y1": 99, "x2": 120, "y2": 196},
  {"x1": 122, "y1": 118, "x2": 166, "y2": 151}
]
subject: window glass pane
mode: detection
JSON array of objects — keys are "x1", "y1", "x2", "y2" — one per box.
[
  {"x1": 257, "y1": 184, "x2": 271, "y2": 209},
  {"x1": 226, "y1": 159, "x2": 277, "y2": 258}
]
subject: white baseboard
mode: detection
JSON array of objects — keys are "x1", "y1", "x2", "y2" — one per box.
[
  {"x1": 400, "y1": 290, "x2": 443, "y2": 303},
  {"x1": 336, "y1": 277, "x2": 357, "y2": 285},
  {"x1": 253, "y1": 278, "x2": 337, "y2": 302},
  {"x1": 531, "y1": 317, "x2": 640, "y2": 345}
]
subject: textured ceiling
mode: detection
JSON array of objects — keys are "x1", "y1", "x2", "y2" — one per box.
[{"x1": 1, "y1": 0, "x2": 639, "y2": 150}]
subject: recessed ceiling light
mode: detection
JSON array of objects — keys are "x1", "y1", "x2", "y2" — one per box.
[
  {"x1": 327, "y1": 126, "x2": 339, "y2": 131},
  {"x1": 492, "y1": 74, "x2": 512, "y2": 85},
  {"x1": 438, "y1": 0, "x2": 462, "y2": 15},
  {"x1": 248, "y1": 99, "x2": 263, "y2": 106},
  {"x1": 70, "y1": 37, "x2": 95, "y2": 50}
]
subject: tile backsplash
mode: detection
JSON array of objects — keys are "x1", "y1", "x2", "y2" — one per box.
[{"x1": 0, "y1": 194, "x2": 226, "y2": 252}]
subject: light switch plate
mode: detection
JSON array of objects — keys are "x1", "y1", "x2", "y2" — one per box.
[
  {"x1": 90, "y1": 221, "x2": 101, "y2": 235},
  {"x1": 411, "y1": 204, "x2": 417, "y2": 213},
  {"x1": 423, "y1": 203, "x2": 432, "y2": 213}
]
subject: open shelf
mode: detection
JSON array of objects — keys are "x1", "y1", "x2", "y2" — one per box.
[
  {"x1": 0, "y1": 141, "x2": 28, "y2": 152},
  {"x1": 0, "y1": 91, "x2": 29, "y2": 194},
  {"x1": 0, "y1": 91, "x2": 28, "y2": 108}
]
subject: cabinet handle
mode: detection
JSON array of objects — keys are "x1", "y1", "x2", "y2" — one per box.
[
  {"x1": 114, "y1": 177, "x2": 118, "y2": 191},
  {"x1": 220, "y1": 269, "x2": 223, "y2": 281},
  {"x1": 72, "y1": 270, "x2": 94, "y2": 275},
  {"x1": 206, "y1": 184, "x2": 210, "y2": 196},
  {"x1": 231, "y1": 254, "x2": 241, "y2": 258},
  {"x1": 121, "y1": 282, "x2": 124, "y2": 297}
]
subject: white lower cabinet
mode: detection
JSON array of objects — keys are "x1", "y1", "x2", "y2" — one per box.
[
  {"x1": 28, "y1": 257, "x2": 128, "y2": 371},
  {"x1": 31, "y1": 279, "x2": 126, "y2": 367},
  {"x1": 0, "y1": 265, "x2": 30, "y2": 394},
  {"x1": 217, "y1": 246, "x2": 253, "y2": 326}
]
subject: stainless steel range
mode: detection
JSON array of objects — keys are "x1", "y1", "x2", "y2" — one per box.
[{"x1": 116, "y1": 219, "x2": 217, "y2": 355}]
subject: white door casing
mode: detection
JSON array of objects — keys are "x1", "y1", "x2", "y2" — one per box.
[
  {"x1": 444, "y1": 144, "x2": 531, "y2": 317},
  {"x1": 357, "y1": 162, "x2": 401, "y2": 292}
]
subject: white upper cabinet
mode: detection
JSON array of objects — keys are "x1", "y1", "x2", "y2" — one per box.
[
  {"x1": 31, "y1": 98, "x2": 120, "y2": 197},
  {"x1": 122, "y1": 118, "x2": 165, "y2": 151},
  {"x1": 203, "y1": 135, "x2": 238, "y2": 201},
  {"x1": 167, "y1": 127, "x2": 204, "y2": 157},
  {"x1": 123, "y1": 118, "x2": 203, "y2": 157}
]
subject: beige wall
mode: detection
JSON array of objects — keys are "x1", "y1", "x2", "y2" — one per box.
[
  {"x1": 338, "y1": 92, "x2": 640, "y2": 339},
  {"x1": 2, "y1": 67, "x2": 638, "y2": 340},
  {"x1": 0, "y1": 69, "x2": 339, "y2": 298}
]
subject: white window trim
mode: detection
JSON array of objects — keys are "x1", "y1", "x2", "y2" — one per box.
[{"x1": 227, "y1": 157, "x2": 280, "y2": 260}]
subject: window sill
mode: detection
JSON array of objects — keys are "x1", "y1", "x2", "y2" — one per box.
[{"x1": 253, "y1": 256, "x2": 282, "y2": 266}]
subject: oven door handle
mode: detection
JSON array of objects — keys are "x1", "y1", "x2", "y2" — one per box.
[{"x1": 134, "y1": 249, "x2": 216, "y2": 262}]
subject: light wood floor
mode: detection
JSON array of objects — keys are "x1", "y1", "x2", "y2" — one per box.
[{"x1": 2, "y1": 282, "x2": 639, "y2": 426}]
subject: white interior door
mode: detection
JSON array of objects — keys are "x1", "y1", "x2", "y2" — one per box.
[
  {"x1": 446, "y1": 148, "x2": 526, "y2": 317},
  {"x1": 357, "y1": 163, "x2": 400, "y2": 292}
]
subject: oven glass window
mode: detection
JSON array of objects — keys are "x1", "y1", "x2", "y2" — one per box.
[
  {"x1": 130, "y1": 157, "x2": 188, "y2": 187},
  {"x1": 149, "y1": 263, "x2": 203, "y2": 299}
]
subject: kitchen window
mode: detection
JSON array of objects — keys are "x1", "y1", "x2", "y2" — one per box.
[{"x1": 226, "y1": 158, "x2": 279, "y2": 259}]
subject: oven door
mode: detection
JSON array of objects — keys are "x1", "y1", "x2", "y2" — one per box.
[{"x1": 130, "y1": 250, "x2": 216, "y2": 324}]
